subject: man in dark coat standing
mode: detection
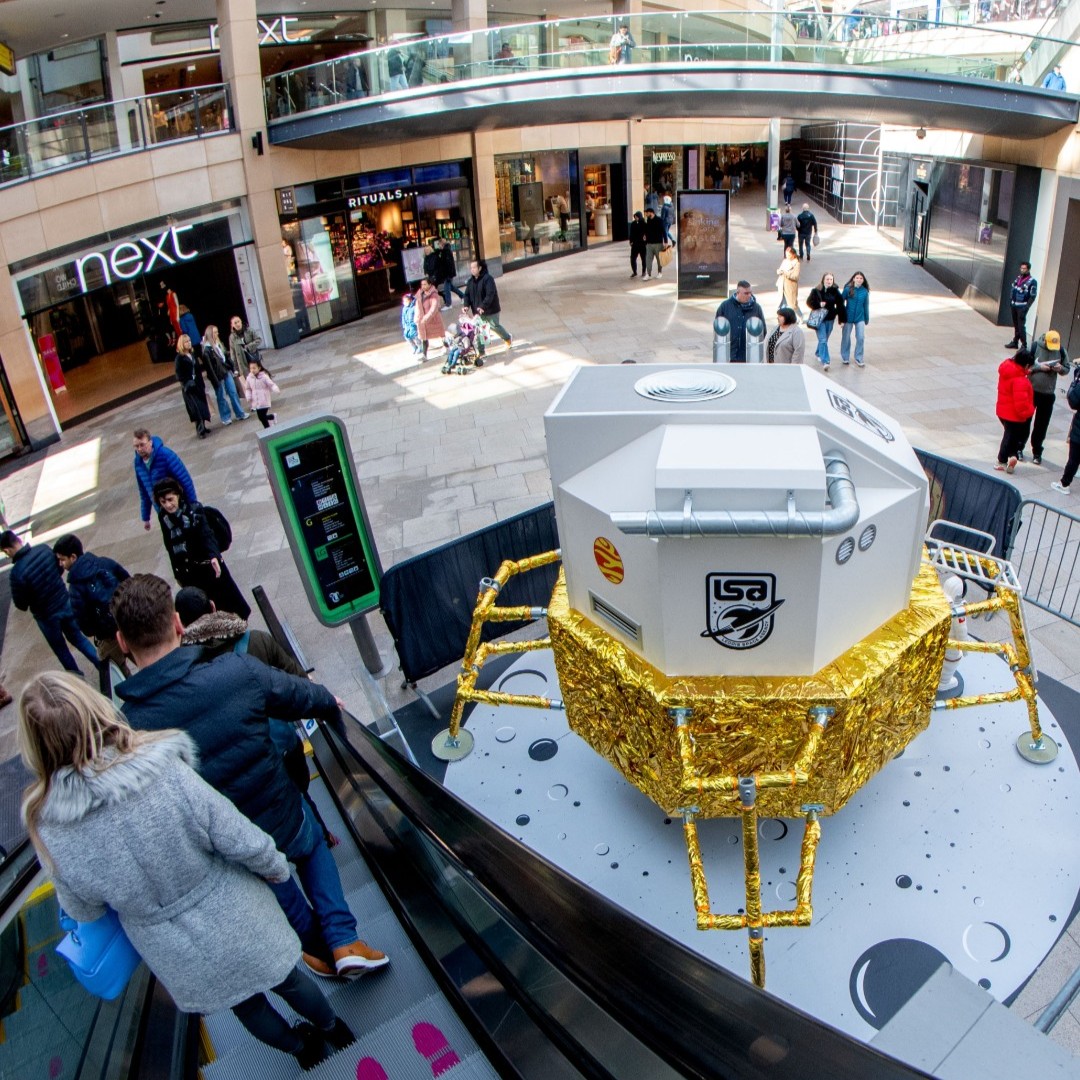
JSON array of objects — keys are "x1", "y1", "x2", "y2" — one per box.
[
  {"x1": 796, "y1": 203, "x2": 818, "y2": 261},
  {"x1": 717, "y1": 281, "x2": 766, "y2": 363},
  {"x1": 113, "y1": 573, "x2": 390, "y2": 980},
  {"x1": 628, "y1": 211, "x2": 648, "y2": 278},
  {"x1": 2, "y1": 530, "x2": 101, "y2": 674}
]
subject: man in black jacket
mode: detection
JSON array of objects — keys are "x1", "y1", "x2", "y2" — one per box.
[
  {"x1": 643, "y1": 207, "x2": 666, "y2": 279},
  {"x1": 2, "y1": 530, "x2": 101, "y2": 675},
  {"x1": 463, "y1": 259, "x2": 513, "y2": 356},
  {"x1": 113, "y1": 573, "x2": 389, "y2": 980},
  {"x1": 796, "y1": 203, "x2": 818, "y2": 261},
  {"x1": 716, "y1": 281, "x2": 766, "y2": 363},
  {"x1": 53, "y1": 533, "x2": 131, "y2": 675},
  {"x1": 628, "y1": 211, "x2": 647, "y2": 278}
]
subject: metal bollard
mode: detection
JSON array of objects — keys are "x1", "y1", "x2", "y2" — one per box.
[
  {"x1": 745, "y1": 317, "x2": 766, "y2": 364},
  {"x1": 712, "y1": 315, "x2": 731, "y2": 363}
]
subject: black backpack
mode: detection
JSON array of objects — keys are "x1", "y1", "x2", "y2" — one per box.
[{"x1": 202, "y1": 505, "x2": 232, "y2": 552}]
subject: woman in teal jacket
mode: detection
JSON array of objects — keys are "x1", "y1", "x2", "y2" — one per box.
[{"x1": 840, "y1": 271, "x2": 870, "y2": 367}]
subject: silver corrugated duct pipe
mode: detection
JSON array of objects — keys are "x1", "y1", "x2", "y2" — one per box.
[{"x1": 610, "y1": 453, "x2": 859, "y2": 539}]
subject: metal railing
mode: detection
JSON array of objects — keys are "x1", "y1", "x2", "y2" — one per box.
[
  {"x1": 263, "y1": 10, "x2": 1075, "y2": 122},
  {"x1": 0, "y1": 84, "x2": 233, "y2": 188},
  {"x1": 1006, "y1": 498, "x2": 1080, "y2": 628}
]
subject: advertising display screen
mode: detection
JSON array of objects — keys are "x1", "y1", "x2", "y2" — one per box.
[
  {"x1": 675, "y1": 190, "x2": 729, "y2": 300},
  {"x1": 260, "y1": 416, "x2": 382, "y2": 625}
]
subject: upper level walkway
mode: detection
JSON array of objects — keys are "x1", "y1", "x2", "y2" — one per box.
[
  {"x1": 0, "y1": 85, "x2": 233, "y2": 189},
  {"x1": 265, "y1": 11, "x2": 1079, "y2": 148}
]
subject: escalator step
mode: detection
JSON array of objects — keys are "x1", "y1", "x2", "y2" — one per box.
[{"x1": 305, "y1": 993, "x2": 500, "y2": 1080}]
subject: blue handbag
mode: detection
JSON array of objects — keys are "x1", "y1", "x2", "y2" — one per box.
[{"x1": 56, "y1": 907, "x2": 141, "y2": 1000}]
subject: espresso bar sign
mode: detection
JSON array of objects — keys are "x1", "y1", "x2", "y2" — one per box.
[{"x1": 75, "y1": 226, "x2": 199, "y2": 294}]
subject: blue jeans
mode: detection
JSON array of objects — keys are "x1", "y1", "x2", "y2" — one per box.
[
  {"x1": 841, "y1": 320, "x2": 866, "y2": 364},
  {"x1": 36, "y1": 611, "x2": 100, "y2": 673},
  {"x1": 269, "y1": 802, "x2": 357, "y2": 954},
  {"x1": 815, "y1": 319, "x2": 835, "y2": 365},
  {"x1": 440, "y1": 280, "x2": 465, "y2": 306},
  {"x1": 213, "y1": 374, "x2": 247, "y2": 421},
  {"x1": 798, "y1": 234, "x2": 813, "y2": 260}
]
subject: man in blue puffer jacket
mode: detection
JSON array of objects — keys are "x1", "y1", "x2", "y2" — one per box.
[
  {"x1": 132, "y1": 427, "x2": 197, "y2": 531},
  {"x1": 1, "y1": 530, "x2": 101, "y2": 674}
]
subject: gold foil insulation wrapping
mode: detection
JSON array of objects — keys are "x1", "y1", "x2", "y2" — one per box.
[{"x1": 547, "y1": 561, "x2": 953, "y2": 820}]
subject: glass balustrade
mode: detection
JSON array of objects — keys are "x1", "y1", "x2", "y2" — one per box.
[
  {"x1": 0, "y1": 85, "x2": 233, "y2": 188},
  {"x1": 263, "y1": 10, "x2": 1070, "y2": 123}
]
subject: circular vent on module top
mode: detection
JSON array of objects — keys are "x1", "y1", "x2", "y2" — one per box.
[{"x1": 633, "y1": 369, "x2": 737, "y2": 403}]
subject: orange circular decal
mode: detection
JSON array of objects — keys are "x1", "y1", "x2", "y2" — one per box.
[{"x1": 593, "y1": 537, "x2": 625, "y2": 584}]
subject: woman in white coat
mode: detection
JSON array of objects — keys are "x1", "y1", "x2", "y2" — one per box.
[{"x1": 20, "y1": 672, "x2": 354, "y2": 1070}]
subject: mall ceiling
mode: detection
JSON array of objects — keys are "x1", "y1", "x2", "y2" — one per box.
[{"x1": 0, "y1": 0, "x2": 608, "y2": 58}]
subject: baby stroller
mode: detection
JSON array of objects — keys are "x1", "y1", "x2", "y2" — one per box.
[{"x1": 441, "y1": 313, "x2": 485, "y2": 375}]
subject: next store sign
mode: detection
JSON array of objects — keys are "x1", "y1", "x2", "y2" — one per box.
[{"x1": 74, "y1": 226, "x2": 199, "y2": 294}]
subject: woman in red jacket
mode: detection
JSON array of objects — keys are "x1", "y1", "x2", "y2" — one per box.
[{"x1": 995, "y1": 349, "x2": 1036, "y2": 473}]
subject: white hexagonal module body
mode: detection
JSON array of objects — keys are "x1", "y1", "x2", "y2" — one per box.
[{"x1": 544, "y1": 365, "x2": 929, "y2": 677}]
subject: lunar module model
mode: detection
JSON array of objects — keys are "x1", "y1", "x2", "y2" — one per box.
[{"x1": 434, "y1": 365, "x2": 1052, "y2": 987}]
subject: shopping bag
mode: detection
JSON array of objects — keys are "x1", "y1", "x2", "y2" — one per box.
[
  {"x1": 657, "y1": 245, "x2": 674, "y2": 268},
  {"x1": 56, "y1": 908, "x2": 141, "y2": 1001},
  {"x1": 812, "y1": 233, "x2": 820, "y2": 247}
]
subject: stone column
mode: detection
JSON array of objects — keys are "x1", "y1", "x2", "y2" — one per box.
[
  {"x1": 627, "y1": 120, "x2": 645, "y2": 214},
  {"x1": 767, "y1": 117, "x2": 781, "y2": 216},
  {"x1": 216, "y1": 0, "x2": 296, "y2": 346},
  {"x1": 452, "y1": 0, "x2": 487, "y2": 33},
  {"x1": 472, "y1": 132, "x2": 501, "y2": 270}
]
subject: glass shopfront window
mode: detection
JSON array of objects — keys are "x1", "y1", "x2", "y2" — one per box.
[
  {"x1": 645, "y1": 146, "x2": 684, "y2": 203},
  {"x1": 279, "y1": 161, "x2": 475, "y2": 339},
  {"x1": 495, "y1": 150, "x2": 581, "y2": 266},
  {"x1": 281, "y1": 215, "x2": 360, "y2": 336}
]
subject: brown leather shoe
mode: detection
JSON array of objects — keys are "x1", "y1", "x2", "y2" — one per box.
[
  {"x1": 302, "y1": 952, "x2": 336, "y2": 979},
  {"x1": 333, "y1": 940, "x2": 389, "y2": 977}
]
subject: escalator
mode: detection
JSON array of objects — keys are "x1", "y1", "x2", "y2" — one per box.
[{"x1": 0, "y1": 699, "x2": 940, "y2": 1080}]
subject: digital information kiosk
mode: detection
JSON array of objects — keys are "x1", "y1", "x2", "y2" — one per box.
[{"x1": 258, "y1": 414, "x2": 385, "y2": 672}]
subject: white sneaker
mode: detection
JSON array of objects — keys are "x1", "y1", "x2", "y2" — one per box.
[
  {"x1": 642, "y1": 273, "x2": 650, "y2": 279},
  {"x1": 1052, "y1": 481, "x2": 1072, "y2": 495}
]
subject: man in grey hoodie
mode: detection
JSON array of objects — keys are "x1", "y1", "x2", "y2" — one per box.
[{"x1": 1027, "y1": 329, "x2": 1071, "y2": 465}]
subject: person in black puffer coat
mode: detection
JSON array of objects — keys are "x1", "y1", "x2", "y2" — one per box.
[
  {"x1": 175, "y1": 588, "x2": 338, "y2": 847},
  {"x1": 1, "y1": 530, "x2": 100, "y2": 675}
]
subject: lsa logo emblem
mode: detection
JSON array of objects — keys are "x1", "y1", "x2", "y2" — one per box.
[{"x1": 702, "y1": 573, "x2": 785, "y2": 650}]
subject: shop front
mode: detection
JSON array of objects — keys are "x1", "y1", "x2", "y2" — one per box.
[
  {"x1": 12, "y1": 203, "x2": 262, "y2": 426},
  {"x1": 495, "y1": 149, "x2": 582, "y2": 267},
  {"x1": 644, "y1": 146, "x2": 685, "y2": 202},
  {"x1": 277, "y1": 162, "x2": 476, "y2": 339}
]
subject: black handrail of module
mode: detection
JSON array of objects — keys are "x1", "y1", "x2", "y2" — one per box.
[{"x1": 312, "y1": 714, "x2": 935, "y2": 1080}]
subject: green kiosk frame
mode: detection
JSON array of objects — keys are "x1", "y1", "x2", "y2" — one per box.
[{"x1": 258, "y1": 414, "x2": 385, "y2": 671}]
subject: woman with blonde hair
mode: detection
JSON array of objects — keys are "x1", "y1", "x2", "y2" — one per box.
[
  {"x1": 174, "y1": 333, "x2": 211, "y2": 439},
  {"x1": 20, "y1": 672, "x2": 354, "y2": 1069},
  {"x1": 776, "y1": 245, "x2": 803, "y2": 322}
]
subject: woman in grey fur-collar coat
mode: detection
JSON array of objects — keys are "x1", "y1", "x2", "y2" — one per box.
[{"x1": 20, "y1": 672, "x2": 353, "y2": 1068}]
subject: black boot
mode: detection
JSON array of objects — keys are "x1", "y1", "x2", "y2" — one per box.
[
  {"x1": 291, "y1": 1022, "x2": 329, "y2": 1071},
  {"x1": 322, "y1": 1017, "x2": 356, "y2": 1053}
]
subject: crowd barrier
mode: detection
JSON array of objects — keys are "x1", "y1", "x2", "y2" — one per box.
[
  {"x1": 379, "y1": 501, "x2": 560, "y2": 686},
  {"x1": 916, "y1": 447, "x2": 1021, "y2": 557}
]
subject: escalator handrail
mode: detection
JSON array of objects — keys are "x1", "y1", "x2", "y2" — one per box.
[{"x1": 318, "y1": 715, "x2": 935, "y2": 1080}]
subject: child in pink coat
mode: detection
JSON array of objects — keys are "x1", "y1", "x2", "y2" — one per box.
[{"x1": 245, "y1": 359, "x2": 280, "y2": 428}]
